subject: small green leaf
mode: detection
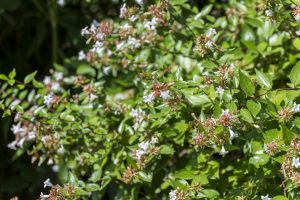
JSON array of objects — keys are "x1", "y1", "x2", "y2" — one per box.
[
  {"x1": 24, "y1": 71, "x2": 37, "y2": 84},
  {"x1": 246, "y1": 100, "x2": 261, "y2": 117},
  {"x1": 9, "y1": 69, "x2": 16, "y2": 79},
  {"x1": 0, "y1": 74, "x2": 8, "y2": 81},
  {"x1": 239, "y1": 70, "x2": 255, "y2": 96},
  {"x1": 138, "y1": 171, "x2": 153, "y2": 182},
  {"x1": 290, "y1": 61, "x2": 300, "y2": 86},
  {"x1": 293, "y1": 38, "x2": 300, "y2": 51},
  {"x1": 255, "y1": 69, "x2": 272, "y2": 89},
  {"x1": 240, "y1": 108, "x2": 254, "y2": 123},
  {"x1": 159, "y1": 145, "x2": 175, "y2": 155}
]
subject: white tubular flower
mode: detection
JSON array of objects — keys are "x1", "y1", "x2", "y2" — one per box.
[
  {"x1": 143, "y1": 92, "x2": 156, "y2": 103},
  {"x1": 128, "y1": 36, "x2": 141, "y2": 49},
  {"x1": 229, "y1": 128, "x2": 238, "y2": 141},
  {"x1": 44, "y1": 94, "x2": 53, "y2": 106},
  {"x1": 169, "y1": 189, "x2": 177, "y2": 200},
  {"x1": 116, "y1": 41, "x2": 125, "y2": 51},
  {"x1": 292, "y1": 103, "x2": 300, "y2": 113},
  {"x1": 216, "y1": 86, "x2": 224, "y2": 96},
  {"x1": 292, "y1": 157, "x2": 300, "y2": 168},
  {"x1": 51, "y1": 82, "x2": 61, "y2": 91},
  {"x1": 261, "y1": 194, "x2": 271, "y2": 200},
  {"x1": 7, "y1": 140, "x2": 18, "y2": 150},
  {"x1": 81, "y1": 26, "x2": 90, "y2": 36},
  {"x1": 120, "y1": 4, "x2": 127, "y2": 18},
  {"x1": 265, "y1": 10, "x2": 273, "y2": 17},
  {"x1": 219, "y1": 145, "x2": 228, "y2": 157},
  {"x1": 40, "y1": 192, "x2": 50, "y2": 199},
  {"x1": 43, "y1": 178, "x2": 53, "y2": 188},
  {"x1": 139, "y1": 141, "x2": 150, "y2": 151},
  {"x1": 78, "y1": 50, "x2": 86, "y2": 60},
  {"x1": 296, "y1": 30, "x2": 300, "y2": 36},
  {"x1": 160, "y1": 90, "x2": 170, "y2": 100},
  {"x1": 130, "y1": 109, "x2": 139, "y2": 118},
  {"x1": 43, "y1": 76, "x2": 51, "y2": 85},
  {"x1": 11, "y1": 122, "x2": 24, "y2": 134},
  {"x1": 205, "y1": 40, "x2": 214, "y2": 49},
  {"x1": 54, "y1": 72, "x2": 63, "y2": 81},
  {"x1": 295, "y1": 14, "x2": 300, "y2": 21},
  {"x1": 129, "y1": 15, "x2": 138, "y2": 22},
  {"x1": 144, "y1": 17, "x2": 159, "y2": 30},
  {"x1": 206, "y1": 28, "x2": 217, "y2": 38},
  {"x1": 89, "y1": 93, "x2": 98, "y2": 102}
]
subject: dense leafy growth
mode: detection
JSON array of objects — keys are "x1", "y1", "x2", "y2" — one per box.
[{"x1": 3, "y1": 0, "x2": 300, "y2": 199}]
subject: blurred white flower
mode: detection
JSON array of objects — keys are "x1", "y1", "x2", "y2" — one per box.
[
  {"x1": 292, "y1": 157, "x2": 300, "y2": 168},
  {"x1": 219, "y1": 145, "x2": 228, "y2": 156},
  {"x1": 54, "y1": 72, "x2": 63, "y2": 81},
  {"x1": 78, "y1": 50, "x2": 86, "y2": 60},
  {"x1": 43, "y1": 178, "x2": 53, "y2": 188},
  {"x1": 143, "y1": 92, "x2": 155, "y2": 103},
  {"x1": 44, "y1": 94, "x2": 53, "y2": 106},
  {"x1": 265, "y1": 10, "x2": 273, "y2": 17},
  {"x1": 160, "y1": 90, "x2": 170, "y2": 100},
  {"x1": 261, "y1": 195, "x2": 271, "y2": 200},
  {"x1": 57, "y1": 0, "x2": 65, "y2": 7}
]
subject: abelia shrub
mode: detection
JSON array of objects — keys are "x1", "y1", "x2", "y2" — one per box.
[{"x1": 3, "y1": 0, "x2": 300, "y2": 199}]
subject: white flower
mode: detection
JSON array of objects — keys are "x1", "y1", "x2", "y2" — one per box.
[
  {"x1": 57, "y1": 146, "x2": 65, "y2": 155},
  {"x1": 296, "y1": 30, "x2": 300, "y2": 36},
  {"x1": 51, "y1": 82, "x2": 61, "y2": 91},
  {"x1": 52, "y1": 165, "x2": 59, "y2": 172},
  {"x1": 54, "y1": 72, "x2": 63, "y2": 81},
  {"x1": 139, "y1": 141, "x2": 150, "y2": 151},
  {"x1": 96, "y1": 32, "x2": 105, "y2": 40},
  {"x1": 216, "y1": 86, "x2": 224, "y2": 95},
  {"x1": 89, "y1": 93, "x2": 98, "y2": 102},
  {"x1": 219, "y1": 145, "x2": 228, "y2": 156},
  {"x1": 122, "y1": 23, "x2": 132, "y2": 30},
  {"x1": 81, "y1": 26, "x2": 90, "y2": 36},
  {"x1": 129, "y1": 15, "x2": 138, "y2": 22},
  {"x1": 92, "y1": 41, "x2": 104, "y2": 52},
  {"x1": 143, "y1": 92, "x2": 156, "y2": 103},
  {"x1": 40, "y1": 192, "x2": 50, "y2": 199},
  {"x1": 295, "y1": 14, "x2": 300, "y2": 21},
  {"x1": 130, "y1": 109, "x2": 139, "y2": 118},
  {"x1": 206, "y1": 28, "x2": 217, "y2": 38},
  {"x1": 78, "y1": 51, "x2": 86, "y2": 60},
  {"x1": 11, "y1": 122, "x2": 24, "y2": 134},
  {"x1": 103, "y1": 67, "x2": 111, "y2": 75},
  {"x1": 57, "y1": 0, "x2": 65, "y2": 7},
  {"x1": 205, "y1": 40, "x2": 214, "y2": 49},
  {"x1": 116, "y1": 41, "x2": 125, "y2": 51},
  {"x1": 150, "y1": 137, "x2": 158, "y2": 144},
  {"x1": 44, "y1": 94, "x2": 53, "y2": 106},
  {"x1": 261, "y1": 194, "x2": 271, "y2": 200},
  {"x1": 43, "y1": 178, "x2": 53, "y2": 188},
  {"x1": 17, "y1": 137, "x2": 26, "y2": 147},
  {"x1": 292, "y1": 157, "x2": 300, "y2": 168},
  {"x1": 28, "y1": 131, "x2": 36, "y2": 140},
  {"x1": 169, "y1": 190, "x2": 177, "y2": 200},
  {"x1": 43, "y1": 76, "x2": 51, "y2": 85},
  {"x1": 160, "y1": 90, "x2": 170, "y2": 100},
  {"x1": 136, "y1": 149, "x2": 146, "y2": 160},
  {"x1": 120, "y1": 4, "x2": 127, "y2": 18},
  {"x1": 229, "y1": 128, "x2": 238, "y2": 141},
  {"x1": 135, "y1": 0, "x2": 143, "y2": 6},
  {"x1": 47, "y1": 158, "x2": 54, "y2": 165},
  {"x1": 292, "y1": 103, "x2": 300, "y2": 113},
  {"x1": 265, "y1": 10, "x2": 273, "y2": 17},
  {"x1": 128, "y1": 36, "x2": 141, "y2": 49},
  {"x1": 7, "y1": 140, "x2": 18, "y2": 150},
  {"x1": 144, "y1": 17, "x2": 159, "y2": 30}
]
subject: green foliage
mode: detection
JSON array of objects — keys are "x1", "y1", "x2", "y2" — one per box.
[{"x1": 3, "y1": 0, "x2": 300, "y2": 199}]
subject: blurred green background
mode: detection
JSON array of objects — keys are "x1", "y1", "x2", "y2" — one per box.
[{"x1": 0, "y1": 0, "x2": 207, "y2": 199}]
